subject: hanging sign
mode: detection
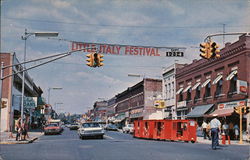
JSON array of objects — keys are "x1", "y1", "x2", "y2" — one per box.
[{"x1": 71, "y1": 41, "x2": 185, "y2": 57}]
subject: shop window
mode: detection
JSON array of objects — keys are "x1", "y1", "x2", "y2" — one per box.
[
  {"x1": 215, "y1": 79, "x2": 223, "y2": 95},
  {"x1": 186, "y1": 88, "x2": 192, "y2": 101},
  {"x1": 229, "y1": 74, "x2": 237, "y2": 93},
  {"x1": 205, "y1": 82, "x2": 211, "y2": 97},
  {"x1": 195, "y1": 85, "x2": 201, "y2": 99}
]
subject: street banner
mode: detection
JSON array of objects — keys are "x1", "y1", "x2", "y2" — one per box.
[{"x1": 71, "y1": 41, "x2": 186, "y2": 57}]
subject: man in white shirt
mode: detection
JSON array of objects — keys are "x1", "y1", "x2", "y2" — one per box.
[
  {"x1": 210, "y1": 114, "x2": 221, "y2": 150},
  {"x1": 202, "y1": 121, "x2": 208, "y2": 139}
]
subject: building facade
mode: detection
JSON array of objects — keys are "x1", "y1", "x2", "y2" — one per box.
[
  {"x1": 115, "y1": 78, "x2": 162, "y2": 128},
  {"x1": 1, "y1": 53, "x2": 44, "y2": 132},
  {"x1": 162, "y1": 63, "x2": 185, "y2": 119},
  {"x1": 175, "y1": 34, "x2": 250, "y2": 131}
]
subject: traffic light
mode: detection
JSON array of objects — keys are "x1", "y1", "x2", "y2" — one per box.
[
  {"x1": 246, "y1": 106, "x2": 250, "y2": 114},
  {"x1": 97, "y1": 54, "x2": 104, "y2": 67},
  {"x1": 200, "y1": 42, "x2": 211, "y2": 59},
  {"x1": 93, "y1": 53, "x2": 104, "y2": 67},
  {"x1": 86, "y1": 53, "x2": 94, "y2": 67},
  {"x1": 210, "y1": 42, "x2": 220, "y2": 58},
  {"x1": 1, "y1": 99, "x2": 7, "y2": 108},
  {"x1": 234, "y1": 106, "x2": 240, "y2": 114}
]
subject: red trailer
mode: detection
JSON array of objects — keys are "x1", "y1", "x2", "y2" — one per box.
[{"x1": 134, "y1": 119, "x2": 197, "y2": 143}]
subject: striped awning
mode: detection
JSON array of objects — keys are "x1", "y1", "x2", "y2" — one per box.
[
  {"x1": 176, "y1": 88, "x2": 184, "y2": 94},
  {"x1": 212, "y1": 75, "x2": 223, "y2": 85},
  {"x1": 201, "y1": 79, "x2": 211, "y2": 88},
  {"x1": 226, "y1": 70, "x2": 237, "y2": 80},
  {"x1": 183, "y1": 85, "x2": 192, "y2": 92},
  {"x1": 192, "y1": 82, "x2": 201, "y2": 90}
]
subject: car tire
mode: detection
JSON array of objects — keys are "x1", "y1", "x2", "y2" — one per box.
[{"x1": 99, "y1": 135, "x2": 103, "y2": 139}]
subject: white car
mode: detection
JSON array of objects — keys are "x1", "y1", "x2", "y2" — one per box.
[
  {"x1": 78, "y1": 122, "x2": 105, "y2": 139},
  {"x1": 122, "y1": 124, "x2": 134, "y2": 134}
]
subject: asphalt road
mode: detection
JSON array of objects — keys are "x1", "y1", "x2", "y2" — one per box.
[{"x1": 0, "y1": 128, "x2": 249, "y2": 160}]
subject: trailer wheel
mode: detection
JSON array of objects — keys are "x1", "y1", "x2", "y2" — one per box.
[{"x1": 191, "y1": 140, "x2": 195, "y2": 143}]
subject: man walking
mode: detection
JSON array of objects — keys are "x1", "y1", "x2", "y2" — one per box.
[{"x1": 210, "y1": 114, "x2": 221, "y2": 150}]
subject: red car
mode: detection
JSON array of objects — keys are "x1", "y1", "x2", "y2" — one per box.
[{"x1": 44, "y1": 123, "x2": 62, "y2": 135}]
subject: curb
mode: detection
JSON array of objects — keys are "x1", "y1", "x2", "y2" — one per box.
[{"x1": 0, "y1": 137, "x2": 39, "y2": 145}]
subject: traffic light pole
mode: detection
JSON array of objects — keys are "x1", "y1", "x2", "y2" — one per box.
[
  {"x1": 204, "y1": 32, "x2": 249, "y2": 42},
  {"x1": 0, "y1": 49, "x2": 84, "y2": 131},
  {"x1": 239, "y1": 107, "x2": 243, "y2": 144}
]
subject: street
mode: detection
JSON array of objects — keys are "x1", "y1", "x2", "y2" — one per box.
[{"x1": 0, "y1": 128, "x2": 249, "y2": 160}]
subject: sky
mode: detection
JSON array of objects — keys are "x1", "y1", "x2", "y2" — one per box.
[{"x1": 1, "y1": 0, "x2": 250, "y2": 114}]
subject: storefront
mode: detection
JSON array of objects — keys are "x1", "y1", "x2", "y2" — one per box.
[
  {"x1": 207, "y1": 99, "x2": 247, "y2": 139},
  {"x1": 186, "y1": 104, "x2": 214, "y2": 125},
  {"x1": 129, "y1": 108, "x2": 143, "y2": 122}
]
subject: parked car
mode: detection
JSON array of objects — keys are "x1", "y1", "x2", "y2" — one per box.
[
  {"x1": 105, "y1": 124, "x2": 118, "y2": 131},
  {"x1": 122, "y1": 124, "x2": 134, "y2": 134},
  {"x1": 69, "y1": 123, "x2": 79, "y2": 130},
  {"x1": 78, "y1": 122, "x2": 105, "y2": 139},
  {"x1": 44, "y1": 123, "x2": 61, "y2": 135}
]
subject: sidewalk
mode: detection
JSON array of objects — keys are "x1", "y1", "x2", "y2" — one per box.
[
  {"x1": 0, "y1": 129, "x2": 43, "y2": 144},
  {"x1": 197, "y1": 136, "x2": 250, "y2": 146}
]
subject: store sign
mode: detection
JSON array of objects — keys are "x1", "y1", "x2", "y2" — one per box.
[
  {"x1": 154, "y1": 100, "x2": 165, "y2": 108},
  {"x1": 177, "y1": 101, "x2": 186, "y2": 108},
  {"x1": 24, "y1": 97, "x2": 37, "y2": 109},
  {"x1": 218, "y1": 100, "x2": 246, "y2": 110},
  {"x1": 237, "y1": 80, "x2": 247, "y2": 95},
  {"x1": 130, "y1": 108, "x2": 143, "y2": 118},
  {"x1": 71, "y1": 42, "x2": 186, "y2": 57}
]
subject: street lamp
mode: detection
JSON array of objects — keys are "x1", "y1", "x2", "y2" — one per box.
[
  {"x1": 54, "y1": 102, "x2": 63, "y2": 113},
  {"x1": 48, "y1": 87, "x2": 63, "y2": 105},
  {"x1": 21, "y1": 29, "x2": 59, "y2": 124}
]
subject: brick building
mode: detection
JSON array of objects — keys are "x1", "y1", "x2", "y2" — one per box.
[
  {"x1": 175, "y1": 34, "x2": 250, "y2": 132},
  {"x1": 115, "y1": 78, "x2": 162, "y2": 127},
  {"x1": 93, "y1": 100, "x2": 108, "y2": 122}
]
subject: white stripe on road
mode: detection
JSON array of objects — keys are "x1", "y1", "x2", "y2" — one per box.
[{"x1": 104, "y1": 135, "x2": 114, "y2": 140}]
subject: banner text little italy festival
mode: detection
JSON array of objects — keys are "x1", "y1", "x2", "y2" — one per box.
[{"x1": 71, "y1": 42, "x2": 185, "y2": 57}]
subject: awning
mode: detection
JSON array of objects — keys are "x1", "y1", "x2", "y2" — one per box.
[
  {"x1": 212, "y1": 75, "x2": 223, "y2": 85},
  {"x1": 192, "y1": 82, "x2": 201, "y2": 90},
  {"x1": 187, "y1": 104, "x2": 214, "y2": 118},
  {"x1": 176, "y1": 88, "x2": 183, "y2": 94},
  {"x1": 183, "y1": 85, "x2": 192, "y2": 92},
  {"x1": 206, "y1": 108, "x2": 234, "y2": 117},
  {"x1": 201, "y1": 79, "x2": 211, "y2": 88},
  {"x1": 226, "y1": 70, "x2": 237, "y2": 80}
]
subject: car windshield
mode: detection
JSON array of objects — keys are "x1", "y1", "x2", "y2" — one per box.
[{"x1": 82, "y1": 123, "x2": 100, "y2": 128}]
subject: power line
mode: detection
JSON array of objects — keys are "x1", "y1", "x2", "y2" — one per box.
[{"x1": 4, "y1": 17, "x2": 250, "y2": 29}]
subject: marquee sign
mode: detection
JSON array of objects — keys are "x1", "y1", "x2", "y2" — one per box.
[{"x1": 71, "y1": 42, "x2": 185, "y2": 57}]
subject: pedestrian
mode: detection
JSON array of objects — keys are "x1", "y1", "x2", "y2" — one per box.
[
  {"x1": 15, "y1": 116, "x2": 22, "y2": 141},
  {"x1": 233, "y1": 124, "x2": 239, "y2": 140},
  {"x1": 209, "y1": 114, "x2": 221, "y2": 150},
  {"x1": 222, "y1": 121, "x2": 230, "y2": 144},
  {"x1": 202, "y1": 121, "x2": 209, "y2": 139},
  {"x1": 21, "y1": 122, "x2": 28, "y2": 141},
  {"x1": 24, "y1": 116, "x2": 30, "y2": 139},
  {"x1": 247, "y1": 123, "x2": 250, "y2": 142}
]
